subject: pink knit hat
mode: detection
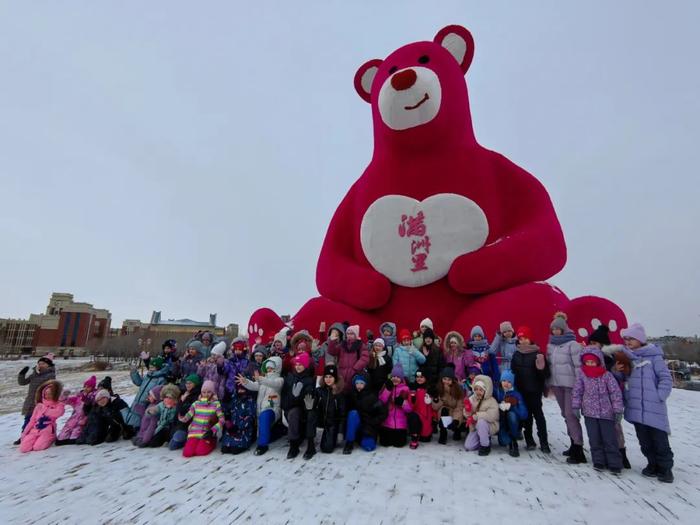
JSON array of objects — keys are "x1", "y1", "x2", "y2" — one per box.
[
  {"x1": 201, "y1": 380, "x2": 217, "y2": 394},
  {"x1": 95, "y1": 389, "x2": 111, "y2": 402},
  {"x1": 293, "y1": 352, "x2": 311, "y2": 370},
  {"x1": 620, "y1": 323, "x2": 647, "y2": 344},
  {"x1": 345, "y1": 325, "x2": 360, "y2": 338},
  {"x1": 83, "y1": 376, "x2": 97, "y2": 389}
]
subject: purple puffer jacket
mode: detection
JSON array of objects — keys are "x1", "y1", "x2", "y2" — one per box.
[
  {"x1": 621, "y1": 344, "x2": 672, "y2": 433},
  {"x1": 378, "y1": 382, "x2": 412, "y2": 430},
  {"x1": 58, "y1": 390, "x2": 96, "y2": 440},
  {"x1": 572, "y1": 348, "x2": 623, "y2": 420},
  {"x1": 221, "y1": 355, "x2": 251, "y2": 397}
]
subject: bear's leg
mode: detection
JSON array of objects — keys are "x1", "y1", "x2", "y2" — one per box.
[
  {"x1": 452, "y1": 282, "x2": 570, "y2": 345},
  {"x1": 247, "y1": 308, "x2": 291, "y2": 345},
  {"x1": 565, "y1": 296, "x2": 627, "y2": 343}
]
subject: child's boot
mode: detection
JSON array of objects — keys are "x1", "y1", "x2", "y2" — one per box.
[
  {"x1": 642, "y1": 464, "x2": 658, "y2": 477},
  {"x1": 478, "y1": 445, "x2": 491, "y2": 456},
  {"x1": 509, "y1": 441, "x2": 520, "y2": 458},
  {"x1": 287, "y1": 439, "x2": 300, "y2": 459},
  {"x1": 566, "y1": 444, "x2": 587, "y2": 464},
  {"x1": 562, "y1": 438, "x2": 574, "y2": 457},
  {"x1": 254, "y1": 445, "x2": 269, "y2": 456},
  {"x1": 409, "y1": 434, "x2": 419, "y2": 449},
  {"x1": 438, "y1": 427, "x2": 447, "y2": 445},
  {"x1": 343, "y1": 441, "x2": 354, "y2": 455},
  {"x1": 657, "y1": 468, "x2": 674, "y2": 483},
  {"x1": 303, "y1": 438, "x2": 316, "y2": 460},
  {"x1": 620, "y1": 448, "x2": 631, "y2": 469}
]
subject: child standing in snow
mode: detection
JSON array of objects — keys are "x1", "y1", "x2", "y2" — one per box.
[
  {"x1": 310, "y1": 365, "x2": 346, "y2": 453},
  {"x1": 56, "y1": 375, "x2": 97, "y2": 445},
  {"x1": 281, "y1": 353, "x2": 317, "y2": 459},
  {"x1": 379, "y1": 322, "x2": 397, "y2": 357},
  {"x1": 367, "y1": 338, "x2": 393, "y2": 394},
  {"x1": 20, "y1": 380, "x2": 65, "y2": 453},
  {"x1": 343, "y1": 373, "x2": 387, "y2": 454},
  {"x1": 392, "y1": 329, "x2": 426, "y2": 384},
  {"x1": 469, "y1": 326, "x2": 500, "y2": 387},
  {"x1": 419, "y1": 328, "x2": 444, "y2": 388},
  {"x1": 179, "y1": 341, "x2": 203, "y2": 390},
  {"x1": 431, "y1": 367, "x2": 465, "y2": 444},
  {"x1": 15, "y1": 354, "x2": 56, "y2": 445},
  {"x1": 490, "y1": 321, "x2": 518, "y2": 371},
  {"x1": 238, "y1": 356, "x2": 285, "y2": 456},
  {"x1": 496, "y1": 370, "x2": 528, "y2": 457},
  {"x1": 378, "y1": 363, "x2": 413, "y2": 448},
  {"x1": 572, "y1": 347, "x2": 624, "y2": 474},
  {"x1": 510, "y1": 326, "x2": 550, "y2": 453},
  {"x1": 463, "y1": 375, "x2": 499, "y2": 456},
  {"x1": 144, "y1": 384, "x2": 180, "y2": 447},
  {"x1": 619, "y1": 323, "x2": 675, "y2": 483},
  {"x1": 442, "y1": 331, "x2": 473, "y2": 387},
  {"x1": 406, "y1": 370, "x2": 435, "y2": 448},
  {"x1": 179, "y1": 380, "x2": 224, "y2": 458},
  {"x1": 327, "y1": 325, "x2": 370, "y2": 394}
]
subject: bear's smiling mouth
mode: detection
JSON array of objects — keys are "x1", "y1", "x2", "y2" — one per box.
[{"x1": 404, "y1": 93, "x2": 429, "y2": 110}]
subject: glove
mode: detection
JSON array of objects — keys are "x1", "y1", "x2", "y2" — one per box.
[
  {"x1": 535, "y1": 354, "x2": 545, "y2": 371},
  {"x1": 202, "y1": 429, "x2": 214, "y2": 440},
  {"x1": 19, "y1": 366, "x2": 29, "y2": 375},
  {"x1": 498, "y1": 402, "x2": 511, "y2": 412},
  {"x1": 292, "y1": 382, "x2": 303, "y2": 397},
  {"x1": 139, "y1": 351, "x2": 150, "y2": 360},
  {"x1": 385, "y1": 379, "x2": 394, "y2": 391},
  {"x1": 504, "y1": 395, "x2": 519, "y2": 406},
  {"x1": 303, "y1": 394, "x2": 314, "y2": 411},
  {"x1": 572, "y1": 409, "x2": 581, "y2": 419},
  {"x1": 424, "y1": 393, "x2": 432, "y2": 405},
  {"x1": 394, "y1": 396, "x2": 404, "y2": 407},
  {"x1": 615, "y1": 413, "x2": 623, "y2": 423}
]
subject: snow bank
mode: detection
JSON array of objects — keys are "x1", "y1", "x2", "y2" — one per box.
[{"x1": 0, "y1": 391, "x2": 697, "y2": 524}]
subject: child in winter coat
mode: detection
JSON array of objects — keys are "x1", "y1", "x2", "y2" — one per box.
[
  {"x1": 282, "y1": 331, "x2": 314, "y2": 377},
  {"x1": 469, "y1": 326, "x2": 500, "y2": 387},
  {"x1": 619, "y1": 323, "x2": 675, "y2": 483},
  {"x1": 490, "y1": 321, "x2": 518, "y2": 371},
  {"x1": 310, "y1": 365, "x2": 346, "y2": 453},
  {"x1": 169, "y1": 374, "x2": 202, "y2": 451},
  {"x1": 179, "y1": 380, "x2": 224, "y2": 457},
  {"x1": 379, "y1": 322, "x2": 397, "y2": 357},
  {"x1": 572, "y1": 347, "x2": 624, "y2": 474},
  {"x1": 392, "y1": 329, "x2": 426, "y2": 384},
  {"x1": 123, "y1": 356, "x2": 168, "y2": 433},
  {"x1": 248, "y1": 348, "x2": 266, "y2": 376},
  {"x1": 327, "y1": 325, "x2": 370, "y2": 394},
  {"x1": 238, "y1": 356, "x2": 285, "y2": 456},
  {"x1": 344, "y1": 373, "x2": 387, "y2": 454},
  {"x1": 431, "y1": 367, "x2": 465, "y2": 444},
  {"x1": 406, "y1": 369, "x2": 435, "y2": 448},
  {"x1": 78, "y1": 389, "x2": 128, "y2": 445},
  {"x1": 314, "y1": 322, "x2": 345, "y2": 372},
  {"x1": 221, "y1": 381, "x2": 256, "y2": 455},
  {"x1": 132, "y1": 385, "x2": 164, "y2": 447},
  {"x1": 496, "y1": 370, "x2": 528, "y2": 457},
  {"x1": 546, "y1": 313, "x2": 586, "y2": 464},
  {"x1": 592, "y1": 325, "x2": 632, "y2": 469},
  {"x1": 378, "y1": 363, "x2": 413, "y2": 447},
  {"x1": 419, "y1": 328, "x2": 444, "y2": 387},
  {"x1": 367, "y1": 338, "x2": 393, "y2": 394},
  {"x1": 196, "y1": 342, "x2": 227, "y2": 400},
  {"x1": 15, "y1": 354, "x2": 56, "y2": 445},
  {"x1": 179, "y1": 341, "x2": 203, "y2": 390},
  {"x1": 144, "y1": 384, "x2": 180, "y2": 447},
  {"x1": 463, "y1": 375, "x2": 499, "y2": 455},
  {"x1": 443, "y1": 331, "x2": 474, "y2": 386},
  {"x1": 20, "y1": 380, "x2": 65, "y2": 453},
  {"x1": 56, "y1": 375, "x2": 97, "y2": 445},
  {"x1": 510, "y1": 326, "x2": 551, "y2": 453},
  {"x1": 281, "y1": 352, "x2": 317, "y2": 459},
  {"x1": 412, "y1": 318, "x2": 434, "y2": 349}
]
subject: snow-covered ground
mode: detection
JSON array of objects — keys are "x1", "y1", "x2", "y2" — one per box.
[{"x1": 0, "y1": 390, "x2": 697, "y2": 524}]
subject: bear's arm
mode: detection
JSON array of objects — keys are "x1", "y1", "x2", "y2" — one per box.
[
  {"x1": 447, "y1": 153, "x2": 566, "y2": 294},
  {"x1": 316, "y1": 189, "x2": 391, "y2": 310}
]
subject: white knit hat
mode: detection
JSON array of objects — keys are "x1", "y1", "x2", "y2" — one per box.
[
  {"x1": 420, "y1": 318, "x2": 433, "y2": 330},
  {"x1": 211, "y1": 341, "x2": 227, "y2": 357}
]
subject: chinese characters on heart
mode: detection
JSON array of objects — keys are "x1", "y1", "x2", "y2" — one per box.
[{"x1": 398, "y1": 211, "x2": 431, "y2": 272}]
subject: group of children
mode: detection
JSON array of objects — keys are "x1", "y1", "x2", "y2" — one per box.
[{"x1": 13, "y1": 315, "x2": 675, "y2": 483}]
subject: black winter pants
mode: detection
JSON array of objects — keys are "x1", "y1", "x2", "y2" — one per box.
[
  {"x1": 634, "y1": 423, "x2": 674, "y2": 470},
  {"x1": 521, "y1": 391, "x2": 548, "y2": 445},
  {"x1": 585, "y1": 417, "x2": 622, "y2": 469}
]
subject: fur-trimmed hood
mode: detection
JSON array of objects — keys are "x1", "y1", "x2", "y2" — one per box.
[
  {"x1": 443, "y1": 331, "x2": 465, "y2": 353},
  {"x1": 35, "y1": 379, "x2": 63, "y2": 404}
]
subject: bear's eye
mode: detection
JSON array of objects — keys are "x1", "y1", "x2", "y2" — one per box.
[
  {"x1": 388, "y1": 66, "x2": 398, "y2": 74},
  {"x1": 418, "y1": 55, "x2": 430, "y2": 64}
]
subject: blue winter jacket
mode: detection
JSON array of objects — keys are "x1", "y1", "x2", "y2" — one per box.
[
  {"x1": 622, "y1": 344, "x2": 672, "y2": 433},
  {"x1": 495, "y1": 387, "x2": 528, "y2": 421}
]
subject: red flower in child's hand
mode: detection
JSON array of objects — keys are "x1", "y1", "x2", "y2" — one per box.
[{"x1": 463, "y1": 398, "x2": 472, "y2": 412}]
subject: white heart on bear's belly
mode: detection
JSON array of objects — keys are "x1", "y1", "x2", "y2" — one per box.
[{"x1": 360, "y1": 193, "x2": 489, "y2": 287}]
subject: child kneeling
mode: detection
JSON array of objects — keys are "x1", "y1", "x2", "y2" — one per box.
[
  {"x1": 464, "y1": 375, "x2": 499, "y2": 455},
  {"x1": 179, "y1": 380, "x2": 224, "y2": 457}
]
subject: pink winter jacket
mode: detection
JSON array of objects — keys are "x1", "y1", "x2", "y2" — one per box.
[
  {"x1": 379, "y1": 383, "x2": 412, "y2": 430},
  {"x1": 21, "y1": 399, "x2": 65, "y2": 452},
  {"x1": 58, "y1": 391, "x2": 95, "y2": 441}
]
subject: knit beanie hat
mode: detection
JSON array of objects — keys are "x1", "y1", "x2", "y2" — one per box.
[
  {"x1": 470, "y1": 325, "x2": 485, "y2": 339},
  {"x1": 439, "y1": 366, "x2": 456, "y2": 380},
  {"x1": 390, "y1": 362, "x2": 405, "y2": 380},
  {"x1": 422, "y1": 328, "x2": 436, "y2": 342},
  {"x1": 620, "y1": 323, "x2": 647, "y2": 344},
  {"x1": 162, "y1": 339, "x2": 177, "y2": 351},
  {"x1": 345, "y1": 325, "x2": 360, "y2": 339},
  {"x1": 149, "y1": 385, "x2": 163, "y2": 401},
  {"x1": 83, "y1": 375, "x2": 97, "y2": 389},
  {"x1": 473, "y1": 379, "x2": 487, "y2": 392},
  {"x1": 420, "y1": 318, "x2": 433, "y2": 330},
  {"x1": 323, "y1": 364, "x2": 338, "y2": 380},
  {"x1": 500, "y1": 370, "x2": 515, "y2": 385},
  {"x1": 499, "y1": 321, "x2": 514, "y2": 334},
  {"x1": 185, "y1": 373, "x2": 202, "y2": 387},
  {"x1": 150, "y1": 356, "x2": 165, "y2": 370},
  {"x1": 160, "y1": 384, "x2": 181, "y2": 400},
  {"x1": 399, "y1": 329, "x2": 412, "y2": 342},
  {"x1": 252, "y1": 347, "x2": 267, "y2": 358},
  {"x1": 516, "y1": 326, "x2": 533, "y2": 341},
  {"x1": 293, "y1": 352, "x2": 311, "y2": 370},
  {"x1": 95, "y1": 389, "x2": 111, "y2": 402},
  {"x1": 352, "y1": 373, "x2": 368, "y2": 387},
  {"x1": 550, "y1": 316, "x2": 569, "y2": 332},
  {"x1": 38, "y1": 354, "x2": 54, "y2": 367},
  {"x1": 201, "y1": 380, "x2": 216, "y2": 394},
  {"x1": 98, "y1": 376, "x2": 113, "y2": 394},
  {"x1": 187, "y1": 340, "x2": 204, "y2": 352},
  {"x1": 372, "y1": 338, "x2": 385, "y2": 349},
  {"x1": 588, "y1": 325, "x2": 611, "y2": 346},
  {"x1": 211, "y1": 341, "x2": 227, "y2": 357}
]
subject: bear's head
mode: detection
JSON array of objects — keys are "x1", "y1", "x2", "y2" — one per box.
[{"x1": 354, "y1": 25, "x2": 476, "y2": 151}]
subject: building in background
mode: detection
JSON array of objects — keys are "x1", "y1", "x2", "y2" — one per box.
[
  {"x1": 0, "y1": 318, "x2": 38, "y2": 353},
  {"x1": 146, "y1": 311, "x2": 224, "y2": 337}
]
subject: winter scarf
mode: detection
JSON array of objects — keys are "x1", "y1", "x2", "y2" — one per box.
[
  {"x1": 549, "y1": 332, "x2": 576, "y2": 346},
  {"x1": 373, "y1": 350, "x2": 388, "y2": 367},
  {"x1": 582, "y1": 364, "x2": 606, "y2": 378}
]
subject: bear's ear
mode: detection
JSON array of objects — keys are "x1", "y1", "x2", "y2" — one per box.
[
  {"x1": 434, "y1": 25, "x2": 475, "y2": 74},
  {"x1": 354, "y1": 59, "x2": 383, "y2": 103}
]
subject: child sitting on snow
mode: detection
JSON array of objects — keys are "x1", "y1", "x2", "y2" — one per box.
[
  {"x1": 221, "y1": 379, "x2": 256, "y2": 455},
  {"x1": 496, "y1": 370, "x2": 528, "y2": 457},
  {"x1": 179, "y1": 380, "x2": 224, "y2": 457},
  {"x1": 281, "y1": 352, "x2": 317, "y2": 460},
  {"x1": 20, "y1": 380, "x2": 65, "y2": 453},
  {"x1": 572, "y1": 347, "x2": 624, "y2": 474},
  {"x1": 463, "y1": 375, "x2": 499, "y2": 456},
  {"x1": 56, "y1": 375, "x2": 97, "y2": 446},
  {"x1": 123, "y1": 356, "x2": 167, "y2": 436},
  {"x1": 78, "y1": 388, "x2": 128, "y2": 445},
  {"x1": 431, "y1": 366, "x2": 465, "y2": 444},
  {"x1": 132, "y1": 385, "x2": 164, "y2": 447},
  {"x1": 142, "y1": 384, "x2": 180, "y2": 448},
  {"x1": 169, "y1": 374, "x2": 202, "y2": 451},
  {"x1": 310, "y1": 364, "x2": 346, "y2": 454},
  {"x1": 378, "y1": 363, "x2": 413, "y2": 448},
  {"x1": 343, "y1": 373, "x2": 387, "y2": 454}
]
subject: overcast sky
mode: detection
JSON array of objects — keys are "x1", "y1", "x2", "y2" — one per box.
[{"x1": 1, "y1": 1, "x2": 698, "y2": 336}]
